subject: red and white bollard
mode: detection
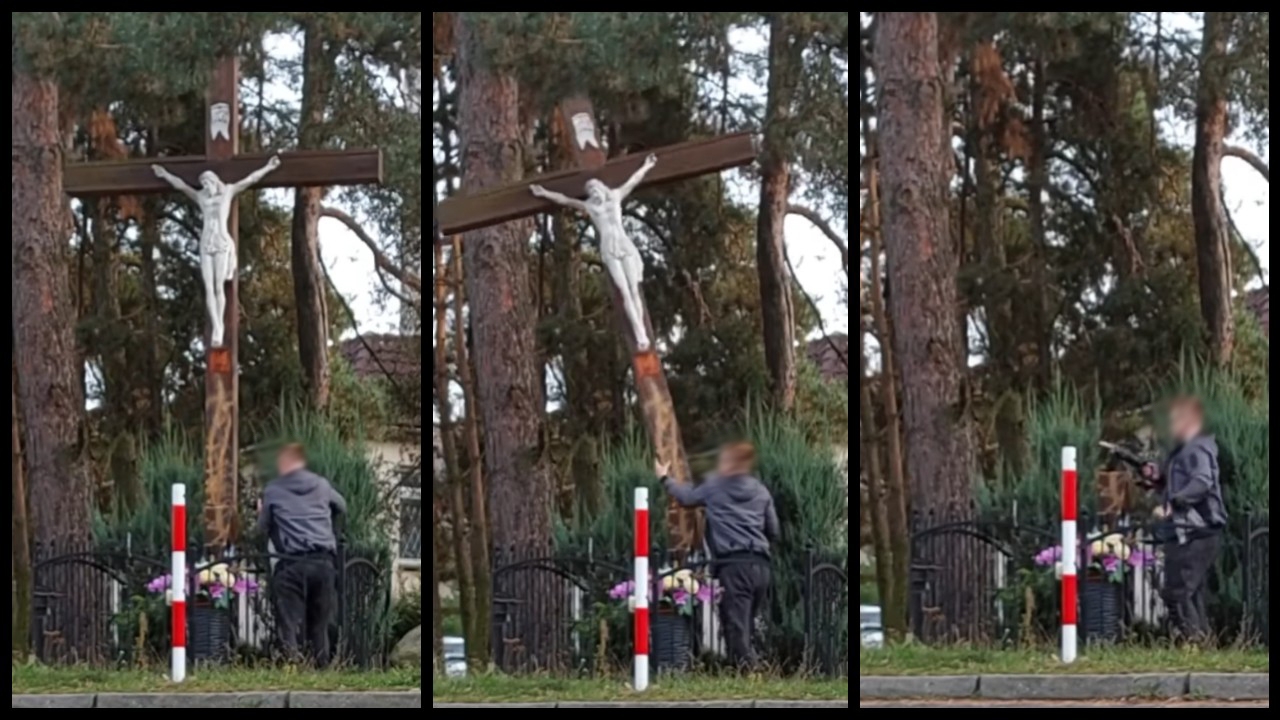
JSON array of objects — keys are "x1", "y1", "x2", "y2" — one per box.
[
  {"x1": 1061, "y1": 447, "x2": 1078, "y2": 664},
  {"x1": 171, "y1": 483, "x2": 187, "y2": 682},
  {"x1": 633, "y1": 487, "x2": 650, "y2": 691}
]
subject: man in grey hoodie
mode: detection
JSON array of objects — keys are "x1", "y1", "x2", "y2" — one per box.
[
  {"x1": 256, "y1": 443, "x2": 347, "y2": 666},
  {"x1": 658, "y1": 442, "x2": 779, "y2": 668},
  {"x1": 1142, "y1": 396, "x2": 1228, "y2": 642}
]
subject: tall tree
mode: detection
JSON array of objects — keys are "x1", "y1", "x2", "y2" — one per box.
[
  {"x1": 1191, "y1": 11, "x2": 1236, "y2": 367},
  {"x1": 876, "y1": 12, "x2": 977, "y2": 629},
  {"x1": 453, "y1": 13, "x2": 552, "y2": 550},
  {"x1": 757, "y1": 13, "x2": 800, "y2": 411},
  {"x1": 292, "y1": 19, "x2": 335, "y2": 408},
  {"x1": 12, "y1": 67, "x2": 91, "y2": 554}
]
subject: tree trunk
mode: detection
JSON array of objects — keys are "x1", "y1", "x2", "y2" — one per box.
[
  {"x1": 876, "y1": 12, "x2": 978, "y2": 634},
  {"x1": 433, "y1": 244, "x2": 477, "y2": 660},
  {"x1": 431, "y1": 484, "x2": 444, "y2": 672},
  {"x1": 12, "y1": 360, "x2": 33, "y2": 655},
  {"x1": 1191, "y1": 12, "x2": 1235, "y2": 367},
  {"x1": 866, "y1": 160, "x2": 910, "y2": 638},
  {"x1": 451, "y1": 238, "x2": 491, "y2": 665},
  {"x1": 455, "y1": 13, "x2": 550, "y2": 551},
  {"x1": 757, "y1": 13, "x2": 800, "y2": 412},
  {"x1": 292, "y1": 23, "x2": 333, "y2": 408},
  {"x1": 12, "y1": 69, "x2": 90, "y2": 558}
]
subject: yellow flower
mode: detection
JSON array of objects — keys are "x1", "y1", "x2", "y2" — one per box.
[
  {"x1": 198, "y1": 562, "x2": 234, "y2": 587},
  {"x1": 662, "y1": 569, "x2": 700, "y2": 596},
  {"x1": 1101, "y1": 534, "x2": 1130, "y2": 560}
]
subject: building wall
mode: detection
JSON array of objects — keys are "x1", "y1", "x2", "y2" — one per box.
[{"x1": 366, "y1": 440, "x2": 421, "y2": 601}]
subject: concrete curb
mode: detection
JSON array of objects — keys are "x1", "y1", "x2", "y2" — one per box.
[
  {"x1": 433, "y1": 701, "x2": 849, "y2": 708},
  {"x1": 11, "y1": 691, "x2": 421, "y2": 709},
  {"x1": 860, "y1": 674, "x2": 1269, "y2": 701}
]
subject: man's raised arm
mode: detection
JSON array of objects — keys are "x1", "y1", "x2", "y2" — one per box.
[
  {"x1": 230, "y1": 154, "x2": 282, "y2": 195},
  {"x1": 151, "y1": 164, "x2": 200, "y2": 202}
]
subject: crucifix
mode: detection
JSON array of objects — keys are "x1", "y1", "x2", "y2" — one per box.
[
  {"x1": 438, "y1": 96, "x2": 756, "y2": 553},
  {"x1": 63, "y1": 57, "x2": 383, "y2": 551}
]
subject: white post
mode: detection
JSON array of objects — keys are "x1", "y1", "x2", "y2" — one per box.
[{"x1": 171, "y1": 483, "x2": 187, "y2": 682}]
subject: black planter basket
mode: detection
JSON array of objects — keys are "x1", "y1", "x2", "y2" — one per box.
[
  {"x1": 1082, "y1": 576, "x2": 1122, "y2": 642},
  {"x1": 650, "y1": 612, "x2": 692, "y2": 672},
  {"x1": 189, "y1": 604, "x2": 232, "y2": 662}
]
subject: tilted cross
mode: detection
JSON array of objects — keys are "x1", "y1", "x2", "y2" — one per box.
[
  {"x1": 438, "y1": 95, "x2": 756, "y2": 553},
  {"x1": 63, "y1": 57, "x2": 383, "y2": 551}
]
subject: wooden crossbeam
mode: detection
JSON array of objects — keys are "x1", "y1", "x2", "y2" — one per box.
[
  {"x1": 437, "y1": 132, "x2": 755, "y2": 237},
  {"x1": 63, "y1": 149, "x2": 383, "y2": 197}
]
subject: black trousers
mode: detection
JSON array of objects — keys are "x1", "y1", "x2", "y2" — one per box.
[
  {"x1": 1162, "y1": 533, "x2": 1220, "y2": 641},
  {"x1": 274, "y1": 554, "x2": 337, "y2": 666},
  {"x1": 715, "y1": 555, "x2": 771, "y2": 668}
]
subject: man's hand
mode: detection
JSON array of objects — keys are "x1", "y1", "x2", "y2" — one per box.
[
  {"x1": 1153, "y1": 504, "x2": 1170, "y2": 519},
  {"x1": 1141, "y1": 462, "x2": 1159, "y2": 481},
  {"x1": 655, "y1": 460, "x2": 671, "y2": 479},
  {"x1": 256, "y1": 497, "x2": 263, "y2": 513}
]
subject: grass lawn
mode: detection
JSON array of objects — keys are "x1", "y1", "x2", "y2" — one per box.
[
  {"x1": 860, "y1": 645, "x2": 1269, "y2": 676},
  {"x1": 11, "y1": 664, "x2": 421, "y2": 694},
  {"x1": 432, "y1": 674, "x2": 850, "y2": 703}
]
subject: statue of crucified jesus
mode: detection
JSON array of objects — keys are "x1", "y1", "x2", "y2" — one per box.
[
  {"x1": 151, "y1": 155, "x2": 282, "y2": 348},
  {"x1": 531, "y1": 153, "x2": 658, "y2": 352}
]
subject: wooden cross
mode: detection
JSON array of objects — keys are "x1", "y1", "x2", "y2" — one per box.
[
  {"x1": 438, "y1": 96, "x2": 756, "y2": 553},
  {"x1": 62, "y1": 57, "x2": 383, "y2": 551}
]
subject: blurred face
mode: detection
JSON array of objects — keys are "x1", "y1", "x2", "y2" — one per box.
[
  {"x1": 717, "y1": 450, "x2": 743, "y2": 477},
  {"x1": 276, "y1": 450, "x2": 302, "y2": 475},
  {"x1": 1169, "y1": 404, "x2": 1202, "y2": 441}
]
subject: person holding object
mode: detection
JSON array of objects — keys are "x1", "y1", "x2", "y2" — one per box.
[
  {"x1": 256, "y1": 442, "x2": 347, "y2": 666},
  {"x1": 1140, "y1": 396, "x2": 1228, "y2": 642},
  {"x1": 656, "y1": 442, "x2": 780, "y2": 669}
]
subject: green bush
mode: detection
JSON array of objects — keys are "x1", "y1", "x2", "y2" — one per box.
[{"x1": 93, "y1": 428, "x2": 205, "y2": 554}]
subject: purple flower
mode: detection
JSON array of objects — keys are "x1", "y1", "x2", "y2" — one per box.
[
  {"x1": 609, "y1": 581, "x2": 635, "y2": 600},
  {"x1": 232, "y1": 578, "x2": 260, "y2": 594},
  {"x1": 1102, "y1": 556, "x2": 1119, "y2": 574},
  {"x1": 695, "y1": 585, "x2": 713, "y2": 604},
  {"x1": 672, "y1": 589, "x2": 690, "y2": 606},
  {"x1": 209, "y1": 583, "x2": 225, "y2": 599},
  {"x1": 1034, "y1": 546, "x2": 1063, "y2": 566},
  {"x1": 1128, "y1": 549, "x2": 1153, "y2": 568},
  {"x1": 146, "y1": 575, "x2": 171, "y2": 593}
]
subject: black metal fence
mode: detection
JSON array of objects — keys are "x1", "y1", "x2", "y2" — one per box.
[
  {"x1": 907, "y1": 512, "x2": 1269, "y2": 647},
  {"x1": 489, "y1": 545, "x2": 847, "y2": 677},
  {"x1": 29, "y1": 543, "x2": 391, "y2": 667}
]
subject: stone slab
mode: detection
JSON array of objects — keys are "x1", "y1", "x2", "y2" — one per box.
[
  {"x1": 289, "y1": 691, "x2": 421, "y2": 708},
  {"x1": 1189, "y1": 673, "x2": 1270, "y2": 701},
  {"x1": 859, "y1": 674, "x2": 979, "y2": 699},
  {"x1": 12, "y1": 694, "x2": 96, "y2": 708},
  {"x1": 979, "y1": 673, "x2": 1186, "y2": 700},
  {"x1": 96, "y1": 692, "x2": 287, "y2": 708}
]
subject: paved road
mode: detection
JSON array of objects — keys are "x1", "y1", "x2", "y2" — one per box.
[{"x1": 862, "y1": 701, "x2": 1268, "y2": 708}]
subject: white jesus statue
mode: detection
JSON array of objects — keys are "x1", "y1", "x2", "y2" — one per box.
[
  {"x1": 151, "y1": 155, "x2": 282, "y2": 348},
  {"x1": 531, "y1": 153, "x2": 658, "y2": 352}
]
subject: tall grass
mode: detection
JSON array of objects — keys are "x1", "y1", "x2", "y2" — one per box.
[{"x1": 92, "y1": 428, "x2": 205, "y2": 555}]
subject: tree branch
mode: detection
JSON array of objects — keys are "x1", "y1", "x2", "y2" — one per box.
[
  {"x1": 1223, "y1": 145, "x2": 1270, "y2": 182},
  {"x1": 320, "y1": 206, "x2": 422, "y2": 295},
  {"x1": 787, "y1": 204, "x2": 848, "y2": 272}
]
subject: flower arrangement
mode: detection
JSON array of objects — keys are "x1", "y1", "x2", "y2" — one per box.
[
  {"x1": 1034, "y1": 533, "x2": 1154, "y2": 584},
  {"x1": 146, "y1": 563, "x2": 261, "y2": 610},
  {"x1": 609, "y1": 569, "x2": 720, "y2": 617}
]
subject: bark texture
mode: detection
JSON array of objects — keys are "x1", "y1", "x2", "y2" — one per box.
[
  {"x1": 14, "y1": 67, "x2": 91, "y2": 583},
  {"x1": 1191, "y1": 12, "x2": 1235, "y2": 367},
  {"x1": 757, "y1": 13, "x2": 799, "y2": 411}
]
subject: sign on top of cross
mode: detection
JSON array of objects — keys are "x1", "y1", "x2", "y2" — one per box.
[
  {"x1": 63, "y1": 57, "x2": 383, "y2": 551},
  {"x1": 438, "y1": 95, "x2": 756, "y2": 553}
]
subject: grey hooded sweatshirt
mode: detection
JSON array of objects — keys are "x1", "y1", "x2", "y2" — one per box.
[
  {"x1": 664, "y1": 474, "x2": 780, "y2": 558},
  {"x1": 256, "y1": 468, "x2": 347, "y2": 555},
  {"x1": 1161, "y1": 434, "x2": 1228, "y2": 543}
]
